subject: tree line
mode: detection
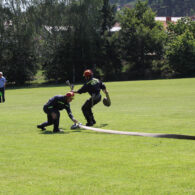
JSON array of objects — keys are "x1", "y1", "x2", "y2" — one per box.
[
  {"x1": 149, "y1": 0, "x2": 195, "y2": 17},
  {"x1": 0, "y1": 0, "x2": 195, "y2": 85},
  {"x1": 111, "y1": 0, "x2": 195, "y2": 17}
]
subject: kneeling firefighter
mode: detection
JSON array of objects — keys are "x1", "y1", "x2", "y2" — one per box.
[{"x1": 37, "y1": 91, "x2": 78, "y2": 133}]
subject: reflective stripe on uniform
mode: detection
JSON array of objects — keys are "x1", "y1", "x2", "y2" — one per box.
[
  {"x1": 58, "y1": 101, "x2": 65, "y2": 105},
  {"x1": 87, "y1": 78, "x2": 99, "y2": 85}
]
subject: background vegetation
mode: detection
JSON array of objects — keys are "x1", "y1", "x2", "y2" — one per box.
[
  {"x1": 112, "y1": 0, "x2": 195, "y2": 16},
  {"x1": 0, "y1": 0, "x2": 195, "y2": 85}
]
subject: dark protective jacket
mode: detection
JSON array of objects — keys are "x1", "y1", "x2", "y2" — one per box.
[
  {"x1": 77, "y1": 77, "x2": 106, "y2": 96},
  {"x1": 44, "y1": 95, "x2": 75, "y2": 120}
]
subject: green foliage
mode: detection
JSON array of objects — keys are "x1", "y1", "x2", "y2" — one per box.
[
  {"x1": 97, "y1": 0, "x2": 122, "y2": 81},
  {"x1": 166, "y1": 30, "x2": 195, "y2": 77},
  {"x1": 0, "y1": 3, "x2": 38, "y2": 84},
  {"x1": 101, "y1": 0, "x2": 116, "y2": 34},
  {"x1": 42, "y1": 0, "x2": 119, "y2": 82},
  {"x1": 167, "y1": 17, "x2": 195, "y2": 37},
  {"x1": 118, "y1": 0, "x2": 167, "y2": 79},
  {"x1": 42, "y1": 0, "x2": 103, "y2": 82},
  {"x1": 1, "y1": 0, "x2": 195, "y2": 84},
  {"x1": 165, "y1": 18, "x2": 195, "y2": 77},
  {"x1": 98, "y1": 32, "x2": 122, "y2": 81}
]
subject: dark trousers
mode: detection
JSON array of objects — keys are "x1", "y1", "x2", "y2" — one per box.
[
  {"x1": 82, "y1": 94, "x2": 101, "y2": 123},
  {"x1": 40, "y1": 106, "x2": 60, "y2": 131},
  {"x1": 0, "y1": 87, "x2": 5, "y2": 103}
]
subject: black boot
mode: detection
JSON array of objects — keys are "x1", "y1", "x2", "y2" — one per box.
[
  {"x1": 92, "y1": 119, "x2": 96, "y2": 125},
  {"x1": 86, "y1": 119, "x2": 96, "y2": 126},
  {"x1": 85, "y1": 115, "x2": 94, "y2": 126},
  {"x1": 52, "y1": 116, "x2": 61, "y2": 133},
  {"x1": 53, "y1": 129, "x2": 60, "y2": 133},
  {"x1": 86, "y1": 122, "x2": 94, "y2": 126},
  {"x1": 37, "y1": 125, "x2": 46, "y2": 131}
]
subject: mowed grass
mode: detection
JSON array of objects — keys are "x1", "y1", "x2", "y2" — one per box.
[{"x1": 0, "y1": 78, "x2": 195, "y2": 195}]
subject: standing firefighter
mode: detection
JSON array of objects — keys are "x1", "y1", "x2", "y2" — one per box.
[
  {"x1": 0, "y1": 72, "x2": 6, "y2": 103},
  {"x1": 74, "y1": 69, "x2": 110, "y2": 126},
  {"x1": 37, "y1": 92, "x2": 78, "y2": 133}
]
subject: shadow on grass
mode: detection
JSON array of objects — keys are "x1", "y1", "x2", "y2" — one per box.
[
  {"x1": 39, "y1": 129, "x2": 84, "y2": 135},
  {"x1": 153, "y1": 134, "x2": 195, "y2": 140},
  {"x1": 80, "y1": 131, "x2": 195, "y2": 140},
  {"x1": 77, "y1": 126, "x2": 195, "y2": 140},
  {"x1": 39, "y1": 125, "x2": 195, "y2": 140},
  {"x1": 61, "y1": 128, "x2": 83, "y2": 133},
  {"x1": 40, "y1": 130, "x2": 68, "y2": 135},
  {"x1": 98, "y1": 124, "x2": 108, "y2": 128}
]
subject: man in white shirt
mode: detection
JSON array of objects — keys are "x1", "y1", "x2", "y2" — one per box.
[{"x1": 0, "y1": 72, "x2": 6, "y2": 103}]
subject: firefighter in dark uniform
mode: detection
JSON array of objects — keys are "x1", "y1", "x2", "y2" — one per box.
[
  {"x1": 74, "y1": 69, "x2": 108, "y2": 126},
  {"x1": 37, "y1": 91, "x2": 78, "y2": 133}
]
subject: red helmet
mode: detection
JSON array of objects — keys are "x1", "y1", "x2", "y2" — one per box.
[
  {"x1": 83, "y1": 69, "x2": 93, "y2": 77},
  {"x1": 66, "y1": 91, "x2": 74, "y2": 98}
]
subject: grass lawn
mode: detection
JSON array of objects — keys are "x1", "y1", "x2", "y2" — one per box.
[{"x1": 0, "y1": 78, "x2": 195, "y2": 194}]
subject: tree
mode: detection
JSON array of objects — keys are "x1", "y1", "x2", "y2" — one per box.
[
  {"x1": 43, "y1": 0, "x2": 105, "y2": 82},
  {"x1": 149, "y1": 0, "x2": 195, "y2": 17},
  {"x1": 0, "y1": 0, "x2": 38, "y2": 84},
  {"x1": 96, "y1": 0, "x2": 122, "y2": 80},
  {"x1": 97, "y1": 30, "x2": 122, "y2": 81},
  {"x1": 100, "y1": 0, "x2": 116, "y2": 35},
  {"x1": 166, "y1": 18, "x2": 195, "y2": 77},
  {"x1": 118, "y1": 0, "x2": 167, "y2": 79},
  {"x1": 167, "y1": 17, "x2": 195, "y2": 37},
  {"x1": 166, "y1": 31, "x2": 195, "y2": 77},
  {"x1": 42, "y1": 0, "x2": 119, "y2": 82}
]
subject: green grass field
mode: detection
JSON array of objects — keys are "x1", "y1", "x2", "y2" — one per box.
[{"x1": 1, "y1": 78, "x2": 195, "y2": 194}]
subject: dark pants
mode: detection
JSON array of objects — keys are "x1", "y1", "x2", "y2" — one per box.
[
  {"x1": 0, "y1": 87, "x2": 5, "y2": 103},
  {"x1": 82, "y1": 94, "x2": 101, "y2": 124},
  {"x1": 40, "y1": 106, "x2": 60, "y2": 132}
]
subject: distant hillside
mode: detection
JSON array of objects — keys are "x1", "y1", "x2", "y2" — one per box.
[
  {"x1": 110, "y1": 0, "x2": 136, "y2": 7},
  {"x1": 110, "y1": 0, "x2": 195, "y2": 17}
]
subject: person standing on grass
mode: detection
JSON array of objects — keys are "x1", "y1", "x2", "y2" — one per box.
[
  {"x1": 73, "y1": 69, "x2": 109, "y2": 126},
  {"x1": 37, "y1": 91, "x2": 78, "y2": 133},
  {"x1": 0, "y1": 72, "x2": 6, "y2": 103}
]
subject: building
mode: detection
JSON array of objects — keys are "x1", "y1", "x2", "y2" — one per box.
[{"x1": 110, "y1": 17, "x2": 186, "y2": 32}]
